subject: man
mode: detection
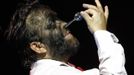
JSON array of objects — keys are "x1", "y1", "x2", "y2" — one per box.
[{"x1": 5, "y1": 0, "x2": 127, "y2": 75}]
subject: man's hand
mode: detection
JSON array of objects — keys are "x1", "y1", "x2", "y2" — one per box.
[{"x1": 80, "y1": 0, "x2": 109, "y2": 33}]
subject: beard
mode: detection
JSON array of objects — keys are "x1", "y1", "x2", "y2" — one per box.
[{"x1": 42, "y1": 29, "x2": 79, "y2": 61}]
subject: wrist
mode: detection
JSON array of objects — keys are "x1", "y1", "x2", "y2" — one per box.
[
  {"x1": 88, "y1": 26, "x2": 107, "y2": 34},
  {"x1": 91, "y1": 29, "x2": 107, "y2": 34}
]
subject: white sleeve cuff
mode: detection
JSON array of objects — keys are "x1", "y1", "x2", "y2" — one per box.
[{"x1": 93, "y1": 30, "x2": 119, "y2": 48}]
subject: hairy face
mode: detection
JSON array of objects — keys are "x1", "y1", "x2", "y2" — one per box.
[
  {"x1": 55, "y1": 20, "x2": 79, "y2": 49},
  {"x1": 25, "y1": 6, "x2": 79, "y2": 61},
  {"x1": 50, "y1": 20, "x2": 79, "y2": 60},
  {"x1": 6, "y1": 3, "x2": 79, "y2": 68}
]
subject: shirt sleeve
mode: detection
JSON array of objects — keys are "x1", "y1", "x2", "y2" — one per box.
[{"x1": 93, "y1": 30, "x2": 127, "y2": 75}]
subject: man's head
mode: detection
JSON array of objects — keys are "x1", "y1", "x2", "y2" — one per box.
[{"x1": 6, "y1": 2, "x2": 79, "y2": 68}]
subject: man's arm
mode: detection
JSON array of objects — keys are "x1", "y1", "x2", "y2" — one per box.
[
  {"x1": 80, "y1": 0, "x2": 127, "y2": 74},
  {"x1": 94, "y1": 30, "x2": 127, "y2": 75}
]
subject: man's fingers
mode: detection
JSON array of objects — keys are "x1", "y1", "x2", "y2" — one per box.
[
  {"x1": 84, "y1": 9, "x2": 97, "y2": 16},
  {"x1": 95, "y1": 0, "x2": 103, "y2": 12},
  {"x1": 104, "y1": 5, "x2": 109, "y2": 20},
  {"x1": 83, "y1": 4, "x2": 98, "y2": 11},
  {"x1": 80, "y1": 11, "x2": 92, "y2": 24}
]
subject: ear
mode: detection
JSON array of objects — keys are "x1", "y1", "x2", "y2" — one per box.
[{"x1": 30, "y1": 42, "x2": 47, "y2": 54}]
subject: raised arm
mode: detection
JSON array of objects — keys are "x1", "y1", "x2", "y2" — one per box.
[{"x1": 80, "y1": 0, "x2": 127, "y2": 74}]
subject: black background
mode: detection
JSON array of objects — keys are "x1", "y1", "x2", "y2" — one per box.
[{"x1": 0, "y1": 0, "x2": 133, "y2": 75}]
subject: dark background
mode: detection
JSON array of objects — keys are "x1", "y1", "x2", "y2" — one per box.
[{"x1": 0, "y1": 0, "x2": 133, "y2": 75}]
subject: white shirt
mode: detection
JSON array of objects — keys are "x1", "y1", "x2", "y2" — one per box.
[{"x1": 30, "y1": 30, "x2": 127, "y2": 75}]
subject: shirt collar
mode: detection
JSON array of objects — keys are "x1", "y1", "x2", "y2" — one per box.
[{"x1": 31, "y1": 59, "x2": 68, "y2": 69}]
